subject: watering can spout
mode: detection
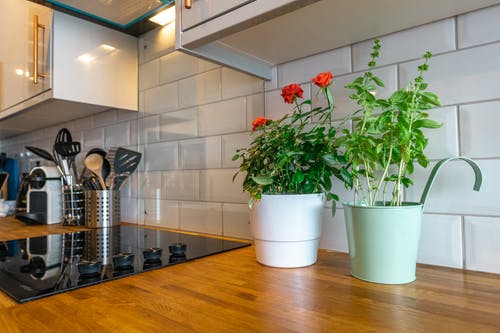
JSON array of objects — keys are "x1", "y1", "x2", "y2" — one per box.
[{"x1": 420, "y1": 156, "x2": 483, "y2": 210}]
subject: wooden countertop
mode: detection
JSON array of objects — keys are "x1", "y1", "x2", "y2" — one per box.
[{"x1": 1, "y1": 217, "x2": 500, "y2": 332}]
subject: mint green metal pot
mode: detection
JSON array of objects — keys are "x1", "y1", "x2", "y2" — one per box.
[{"x1": 343, "y1": 157, "x2": 483, "y2": 284}]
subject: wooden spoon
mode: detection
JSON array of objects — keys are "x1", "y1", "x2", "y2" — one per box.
[{"x1": 84, "y1": 154, "x2": 106, "y2": 190}]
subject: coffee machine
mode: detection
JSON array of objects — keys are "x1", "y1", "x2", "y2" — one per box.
[{"x1": 25, "y1": 166, "x2": 62, "y2": 224}]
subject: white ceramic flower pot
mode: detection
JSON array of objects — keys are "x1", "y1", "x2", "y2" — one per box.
[{"x1": 249, "y1": 193, "x2": 324, "y2": 268}]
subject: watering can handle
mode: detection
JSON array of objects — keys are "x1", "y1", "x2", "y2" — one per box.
[{"x1": 420, "y1": 156, "x2": 483, "y2": 210}]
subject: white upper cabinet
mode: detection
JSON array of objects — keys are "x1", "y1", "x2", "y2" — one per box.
[
  {"x1": 181, "y1": 0, "x2": 253, "y2": 31},
  {"x1": 0, "y1": 0, "x2": 51, "y2": 112},
  {"x1": 173, "y1": 0, "x2": 500, "y2": 80},
  {"x1": 0, "y1": 1, "x2": 137, "y2": 138}
]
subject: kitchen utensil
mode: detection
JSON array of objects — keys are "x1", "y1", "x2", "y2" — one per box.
[
  {"x1": 53, "y1": 128, "x2": 73, "y2": 174},
  {"x1": 54, "y1": 141, "x2": 81, "y2": 181},
  {"x1": 114, "y1": 147, "x2": 142, "y2": 175},
  {"x1": 79, "y1": 148, "x2": 107, "y2": 183},
  {"x1": 84, "y1": 154, "x2": 106, "y2": 189},
  {"x1": 101, "y1": 158, "x2": 110, "y2": 185},
  {"x1": 25, "y1": 146, "x2": 55, "y2": 163}
]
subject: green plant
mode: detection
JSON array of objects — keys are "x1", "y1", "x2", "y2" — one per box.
[
  {"x1": 334, "y1": 39, "x2": 442, "y2": 206},
  {"x1": 232, "y1": 72, "x2": 348, "y2": 214}
]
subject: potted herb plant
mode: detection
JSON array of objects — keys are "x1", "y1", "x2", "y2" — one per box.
[
  {"x1": 333, "y1": 39, "x2": 483, "y2": 284},
  {"x1": 233, "y1": 72, "x2": 348, "y2": 268}
]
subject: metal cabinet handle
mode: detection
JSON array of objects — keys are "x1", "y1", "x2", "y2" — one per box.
[
  {"x1": 33, "y1": 15, "x2": 48, "y2": 85},
  {"x1": 184, "y1": 0, "x2": 192, "y2": 9}
]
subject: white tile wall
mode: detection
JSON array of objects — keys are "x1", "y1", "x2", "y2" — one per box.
[
  {"x1": 178, "y1": 69, "x2": 221, "y2": 108},
  {"x1": 143, "y1": 82, "x2": 178, "y2": 114},
  {"x1": 105, "y1": 122, "x2": 130, "y2": 149},
  {"x1": 465, "y1": 216, "x2": 500, "y2": 273},
  {"x1": 161, "y1": 170, "x2": 200, "y2": 201},
  {"x1": 138, "y1": 171, "x2": 162, "y2": 199},
  {"x1": 222, "y1": 203, "x2": 252, "y2": 239},
  {"x1": 423, "y1": 106, "x2": 459, "y2": 159},
  {"x1": 352, "y1": 19, "x2": 456, "y2": 71},
  {"x1": 458, "y1": 5, "x2": 500, "y2": 48},
  {"x1": 179, "y1": 201, "x2": 222, "y2": 235},
  {"x1": 143, "y1": 199, "x2": 179, "y2": 229},
  {"x1": 221, "y1": 67, "x2": 264, "y2": 99},
  {"x1": 417, "y1": 214, "x2": 463, "y2": 268},
  {"x1": 399, "y1": 42, "x2": 500, "y2": 106},
  {"x1": 159, "y1": 108, "x2": 198, "y2": 141},
  {"x1": 459, "y1": 101, "x2": 500, "y2": 158},
  {"x1": 160, "y1": 51, "x2": 219, "y2": 84},
  {"x1": 246, "y1": 93, "x2": 265, "y2": 130},
  {"x1": 221, "y1": 132, "x2": 252, "y2": 168},
  {"x1": 320, "y1": 209, "x2": 348, "y2": 253},
  {"x1": 199, "y1": 169, "x2": 248, "y2": 204},
  {"x1": 179, "y1": 136, "x2": 221, "y2": 169},
  {"x1": 139, "y1": 59, "x2": 159, "y2": 90},
  {"x1": 406, "y1": 159, "x2": 499, "y2": 216},
  {"x1": 198, "y1": 98, "x2": 247, "y2": 136},
  {"x1": 139, "y1": 115, "x2": 160, "y2": 144},
  {"x1": 144, "y1": 141, "x2": 178, "y2": 171},
  {"x1": 278, "y1": 46, "x2": 351, "y2": 87}
]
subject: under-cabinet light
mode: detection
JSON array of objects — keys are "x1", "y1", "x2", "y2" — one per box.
[{"x1": 149, "y1": 6, "x2": 175, "y2": 26}]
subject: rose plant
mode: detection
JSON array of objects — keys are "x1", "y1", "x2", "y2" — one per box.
[{"x1": 233, "y1": 72, "x2": 349, "y2": 214}]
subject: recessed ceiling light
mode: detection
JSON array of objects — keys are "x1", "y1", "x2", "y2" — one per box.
[{"x1": 149, "y1": 6, "x2": 175, "y2": 26}]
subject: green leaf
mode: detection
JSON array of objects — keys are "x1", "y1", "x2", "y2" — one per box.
[
  {"x1": 232, "y1": 154, "x2": 240, "y2": 161},
  {"x1": 415, "y1": 119, "x2": 442, "y2": 129},
  {"x1": 252, "y1": 175, "x2": 273, "y2": 185},
  {"x1": 421, "y1": 92, "x2": 441, "y2": 106},
  {"x1": 372, "y1": 76, "x2": 385, "y2": 87}
]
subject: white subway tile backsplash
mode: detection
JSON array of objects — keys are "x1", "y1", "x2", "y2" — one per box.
[
  {"x1": 105, "y1": 122, "x2": 130, "y2": 149},
  {"x1": 264, "y1": 66, "x2": 278, "y2": 91},
  {"x1": 179, "y1": 69, "x2": 221, "y2": 107},
  {"x1": 139, "y1": 23, "x2": 176, "y2": 64},
  {"x1": 200, "y1": 169, "x2": 248, "y2": 204},
  {"x1": 139, "y1": 115, "x2": 160, "y2": 144},
  {"x1": 179, "y1": 201, "x2": 223, "y2": 235},
  {"x1": 465, "y1": 216, "x2": 500, "y2": 274},
  {"x1": 121, "y1": 197, "x2": 139, "y2": 223},
  {"x1": 406, "y1": 159, "x2": 500, "y2": 216},
  {"x1": 198, "y1": 98, "x2": 246, "y2": 136},
  {"x1": 83, "y1": 127, "x2": 104, "y2": 151},
  {"x1": 221, "y1": 67, "x2": 264, "y2": 99},
  {"x1": 319, "y1": 208, "x2": 348, "y2": 253},
  {"x1": 93, "y1": 110, "x2": 117, "y2": 127},
  {"x1": 399, "y1": 43, "x2": 500, "y2": 106},
  {"x1": 424, "y1": 106, "x2": 459, "y2": 159},
  {"x1": 161, "y1": 170, "x2": 200, "y2": 201},
  {"x1": 143, "y1": 82, "x2": 178, "y2": 114},
  {"x1": 160, "y1": 108, "x2": 198, "y2": 141},
  {"x1": 138, "y1": 171, "x2": 162, "y2": 199},
  {"x1": 222, "y1": 203, "x2": 252, "y2": 239},
  {"x1": 139, "y1": 59, "x2": 159, "y2": 90},
  {"x1": 143, "y1": 199, "x2": 179, "y2": 229},
  {"x1": 278, "y1": 46, "x2": 351, "y2": 87},
  {"x1": 179, "y1": 136, "x2": 221, "y2": 169},
  {"x1": 144, "y1": 141, "x2": 178, "y2": 171},
  {"x1": 458, "y1": 5, "x2": 500, "y2": 48},
  {"x1": 246, "y1": 93, "x2": 265, "y2": 131},
  {"x1": 160, "y1": 51, "x2": 219, "y2": 84},
  {"x1": 460, "y1": 101, "x2": 500, "y2": 158},
  {"x1": 417, "y1": 214, "x2": 463, "y2": 268},
  {"x1": 353, "y1": 19, "x2": 456, "y2": 71},
  {"x1": 221, "y1": 132, "x2": 252, "y2": 168}
]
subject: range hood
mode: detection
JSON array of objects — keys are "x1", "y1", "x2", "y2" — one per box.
[{"x1": 45, "y1": 0, "x2": 174, "y2": 28}]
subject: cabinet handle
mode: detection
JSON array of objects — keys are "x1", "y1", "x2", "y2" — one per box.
[
  {"x1": 33, "y1": 15, "x2": 48, "y2": 85},
  {"x1": 184, "y1": 0, "x2": 192, "y2": 9}
]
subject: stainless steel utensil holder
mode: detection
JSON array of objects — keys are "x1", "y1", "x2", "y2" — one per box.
[
  {"x1": 62, "y1": 183, "x2": 85, "y2": 226},
  {"x1": 84, "y1": 190, "x2": 120, "y2": 228}
]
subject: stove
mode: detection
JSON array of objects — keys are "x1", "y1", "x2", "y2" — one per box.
[{"x1": 0, "y1": 225, "x2": 250, "y2": 303}]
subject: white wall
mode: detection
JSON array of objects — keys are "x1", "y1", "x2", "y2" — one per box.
[{"x1": 1, "y1": 5, "x2": 500, "y2": 274}]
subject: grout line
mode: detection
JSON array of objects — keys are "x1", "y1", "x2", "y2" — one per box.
[
  {"x1": 456, "y1": 105, "x2": 462, "y2": 156},
  {"x1": 454, "y1": 16, "x2": 459, "y2": 50}
]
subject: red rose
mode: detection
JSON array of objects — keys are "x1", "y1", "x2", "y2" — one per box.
[
  {"x1": 252, "y1": 116, "x2": 269, "y2": 131},
  {"x1": 312, "y1": 72, "x2": 333, "y2": 88},
  {"x1": 281, "y1": 84, "x2": 304, "y2": 104}
]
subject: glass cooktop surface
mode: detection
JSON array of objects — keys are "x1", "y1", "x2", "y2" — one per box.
[{"x1": 0, "y1": 225, "x2": 250, "y2": 303}]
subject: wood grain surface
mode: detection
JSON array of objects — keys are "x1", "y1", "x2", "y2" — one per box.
[{"x1": 0, "y1": 217, "x2": 500, "y2": 332}]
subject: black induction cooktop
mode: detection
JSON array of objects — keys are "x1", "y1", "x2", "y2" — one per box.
[{"x1": 0, "y1": 225, "x2": 250, "y2": 303}]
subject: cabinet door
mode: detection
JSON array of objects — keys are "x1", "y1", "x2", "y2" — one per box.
[
  {"x1": 0, "y1": 0, "x2": 51, "y2": 112},
  {"x1": 181, "y1": 0, "x2": 254, "y2": 31}
]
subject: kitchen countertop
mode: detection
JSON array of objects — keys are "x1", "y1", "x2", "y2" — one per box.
[{"x1": 1, "y1": 217, "x2": 500, "y2": 332}]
